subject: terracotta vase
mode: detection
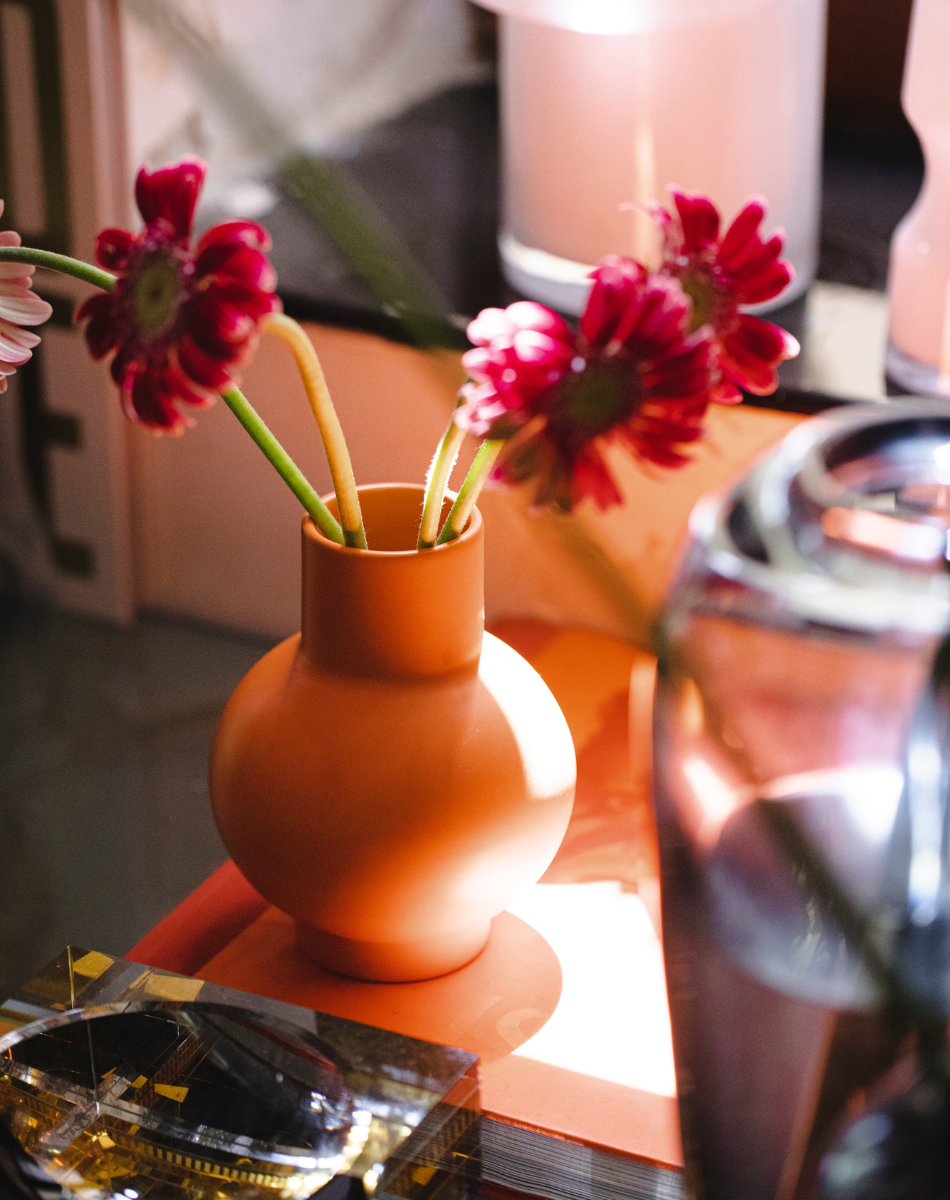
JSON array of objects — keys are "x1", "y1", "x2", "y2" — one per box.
[{"x1": 209, "y1": 483, "x2": 576, "y2": 982}]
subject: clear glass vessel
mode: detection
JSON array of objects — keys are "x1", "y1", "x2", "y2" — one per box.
[{"x1": 653, "y1": 400, "x2": 950, "y2": 1200}]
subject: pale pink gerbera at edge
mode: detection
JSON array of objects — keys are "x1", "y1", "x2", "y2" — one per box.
[{"x1": 0, "y1": 199, "x2": 52, "y2": 391}]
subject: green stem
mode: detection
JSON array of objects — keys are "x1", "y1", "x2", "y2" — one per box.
[
  {"x1": 435, "y1": 439, "x2": 503, "y2": 546},
  {"x1": 0, "y1": 246, "x2": 116, "y2": 291},
  {"x1": 0, "y1": 249, "x2": 348, "y2": 546},
  {"x1": 418, "y1": 417, "x2": 466, "y2": 549},
  {"x1": 277, "y1": 155, "x2": 466, "y2": 351},
  {"x1": 221, "y1": 386, "x2": 344, "y2": 545}
]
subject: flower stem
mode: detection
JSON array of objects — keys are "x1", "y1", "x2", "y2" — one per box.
[
  {"x1": 435, "y1": 439, "x2": 503, "y2": 545},
  {"x1": 221, "y1": 385, "x2": 344, "y2": 545},
  {"x1": 0, "y1": 246, "x2": 116, "y2": 291},
  {"x1": 264, "y1": 312, "x2": 366, "y2": 549},
  {"x1": 418, "y1": 416, "x2": 466, "y2": 549}
]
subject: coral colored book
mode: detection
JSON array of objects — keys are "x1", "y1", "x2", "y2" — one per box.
[{"x1": 129, "y1": 621, "x2": 683, "y2": 1200}]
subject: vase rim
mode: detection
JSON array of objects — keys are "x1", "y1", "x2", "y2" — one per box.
[{"x1": 305, "y1": 481, "x2": 482, "y2": 557}]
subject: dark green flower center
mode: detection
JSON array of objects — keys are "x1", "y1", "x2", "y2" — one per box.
[
  {"x1": 133, "y1": 254, "x2": 184, "y2": 340},
  {"x1": 558, "y1": 358, "x2": 635, "y2": 438},
  {"x1": 678, "y1": 269, "x2": 715, "y2": 333}
]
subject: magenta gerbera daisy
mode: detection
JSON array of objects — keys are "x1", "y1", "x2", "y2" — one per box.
[
  {"x1": 76, "y1": 157, "x2": 280, "y2": 433},
  {"x1": 456, "y1": 257, "x2": 714, "y2": 512},
  {"x1": 657, "y1": 188, "x2": 800, "y2": 402}
]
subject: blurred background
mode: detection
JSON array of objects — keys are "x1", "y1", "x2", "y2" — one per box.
[{"x1": 0, "y1": 0, "x2": 928, "y2": 992}]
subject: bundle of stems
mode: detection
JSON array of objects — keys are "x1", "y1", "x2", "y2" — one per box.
[{"x1": 0, "y1": 243, "x2": 496, "y2": 554}]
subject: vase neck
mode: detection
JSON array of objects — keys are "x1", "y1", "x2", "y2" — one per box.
[{"x1": 300, "y1": 484, "x2": 484, "y2": 680}]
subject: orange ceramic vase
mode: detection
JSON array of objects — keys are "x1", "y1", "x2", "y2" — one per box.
[{"x1": 209, "y1": 483, "x2": 576, "y2": 982}]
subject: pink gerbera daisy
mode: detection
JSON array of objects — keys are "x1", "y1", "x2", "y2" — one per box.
[
  {"x1": 456, "y1": 257, "x2": 714, "y2": 512},
  {"x1": 76, "y1": 157, "x2": 280, "y2": 433},
  {"x1": 657, "y1": 188, "x2": 800, "y2": 402},
  {"x1": 0, "y1": 200, "x2": 52, "y2": 392}
]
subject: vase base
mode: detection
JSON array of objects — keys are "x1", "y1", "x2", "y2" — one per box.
[{"x1": 294, "y1": 919, "x2": 493, "y2": 982}]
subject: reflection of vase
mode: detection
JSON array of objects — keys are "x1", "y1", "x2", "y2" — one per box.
[{"x1": 209, "y1": 484, "x2": 576, "y2": 982}]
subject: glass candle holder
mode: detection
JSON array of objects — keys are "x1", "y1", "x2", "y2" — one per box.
[{"x1": 474, "y1": 0, "x2": 826, "y2": 314}]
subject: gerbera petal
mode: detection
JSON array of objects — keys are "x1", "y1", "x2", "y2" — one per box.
[
  {"x1": 512, "y1": 328, "x2": 574, "y2": 371},
  {"x1": 461, "y1": 345, "x2": 498, "y2": 380},
  {"x1": 724, "y1": 230, "x2": 781, "y2": 281},
  {"x1": 166, "y1": 353, "x2": 219, "y2": 408},
  {"x1": 200, "y1": 278, "x2": 278, "y2": 320},
  {"x1": 734, "y1": 259, "x2": 794, "y2": 306},
  {"x1": 196, "y1": 219, "x2": 271, "y2": 255},
  {"x1": 0, "y1": 274, "x2": 37, "y2": 291},
  {"x1": 0, "y1": 320, "x2": 40, "y2": 360},
  {"x1": 110, "y1": 348, "x2": 130, "y2": 387},
  {"x1": 75, "y1": 291, "x2": 113, "y2": 325},
  {"x1": 670, "y1": 188, "x2": 721, "y2": 253},
  {"x1": 187, "y1": 308, "x2": 248, "y2": 361},
  {"x1": 82, "y1": 308, "x2": 120, "y2": 360},
  {"x1": 177, "y1": 336, "x2": 234, "y2": 389},
  {"x1": 570, "y1": 443, "x2": 624, "y2": 510},
  {"x1": 640, "y1": 292, "x2": 694, "y2": 355},
  {"x1": 506, "y1": 300, "x2": 573, "y2": 341},
  {"x1": 717, "y1": 195, "x2": 767, "y2": 266},
  {"x1": 0, "y1": 285, "x2": 51, "y2": 325},
  {"x1": 195, "y1": 242, "x2": 277, "y2": 290},
  {"x1": 457, "y1": 379, "x2": 530, "y2": 437},
  {"x1": 729, "y1": 314, "x2": 790, "y2": 364},
  {"x1": 642, "y1": 358, "x2": 713, "y2": 401},
  {"x1": 96, "y1": 227, "x2": 137, "y2": 270},
  {"x1": 719, "y1": 319, "x2": 790, "y2": 393},
  {"x1": 710, "y1": 375, "x2": 744, "y2": 404},
  {"x1": 614, "y1": 276, "x2": 689, "y2": 352},
  {"x1": 190, "y1": 293, "x2": 256, "y2": 344},
  {"x1": 135, "y1": 157, "x2": 206, "y2": 240},
  {"x1": 628, "y1": 418, "x2": 699, "y2": 465},
  {"x1": 582, "y1": 256, "x2": 647, "y2": 349},
  {"x1": 491, "y1": 425, "x2": 549, "y2": 488},
  {"x1": 124, "y1": 363, "x2": 188, "y2": 433},
  {"x1": 467, "y1": 307, "x2": 515, "y2": 346}
]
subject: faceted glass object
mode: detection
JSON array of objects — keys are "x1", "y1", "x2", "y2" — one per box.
[
  {"x1": 0, "y1": 948, "x2": 480, "y2": 1200},
  {"x1": 0, "y1": 1001, "x2": 353, "y2": 1198}
]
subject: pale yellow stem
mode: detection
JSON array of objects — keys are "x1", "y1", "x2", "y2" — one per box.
[
  {"x1": 263, "y1": 312, "x2": 366, "y2": 549},
  {"x1": 418, "y1": 417, "x2": 466, "y2": 548}
]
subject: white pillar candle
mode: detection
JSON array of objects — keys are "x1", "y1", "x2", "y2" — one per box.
[{"x1": 478, "y1": 0, "x2": 826, "y2": 315}]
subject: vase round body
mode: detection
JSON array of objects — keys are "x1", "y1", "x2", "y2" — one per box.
[
  {"x1": 473, "y1": 0, "x2": 824, "y2": 315},
  {"x1": 209, "y1": 484, "x2": 576, "y2": 982},
  {"x1": 887, "y1": 0, "x2": 950, "y2": 394},
  {"x1": 653, "y1": 401, "x2": 950, "y2": 1200}
]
